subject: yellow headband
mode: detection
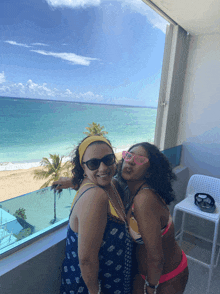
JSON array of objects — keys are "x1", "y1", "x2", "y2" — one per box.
[{"x1": 79, "y1": 136, "x2": 112, "y2": 164}]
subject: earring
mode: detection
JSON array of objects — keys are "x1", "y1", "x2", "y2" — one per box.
[{"x1": 83, "y1": 173, "x2": 87, "y2": 178}]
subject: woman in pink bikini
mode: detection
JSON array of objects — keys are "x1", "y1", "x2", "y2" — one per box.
[{"x1": 118, "y1": 142, "x2": 189, "y2": 294}]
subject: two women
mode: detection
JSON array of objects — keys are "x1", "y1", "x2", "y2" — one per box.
[
  {"x1": 59, "y1": 135, "x2": 133, "y2": 294},
  {"x1": 56, "y1": 137, "x2": 189, "y2": 294}
]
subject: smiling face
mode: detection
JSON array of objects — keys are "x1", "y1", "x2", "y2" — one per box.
[
  {"x1": 82, "y1": 142, "x2": 116, "y2": 187},
  {"x1": 121, "y1": 145, "x2": 150, "y2": 182}
]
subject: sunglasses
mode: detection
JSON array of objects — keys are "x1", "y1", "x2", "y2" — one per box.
[
  {"x1": 82, "y1": 153, "x2": 115, "y2": 171},
  {"x1": 122, "y1": 151, "x2": 149, "y2": 165}
]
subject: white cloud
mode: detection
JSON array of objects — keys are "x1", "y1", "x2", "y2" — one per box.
[
  {"x1": 78, "y1": 91, "x2": 104, "y2": 102},
  {"x1": 119, "y1": 0, "x2": 168, "y2": 33},
  {"x1": 46, "y1": 0, "x2": 101, "y2": 8},
  {"x1": 0, "y1": 78, "x2": 150, "y2": 106},
  {"x1": 4, "y1": 40, "x2": 32, "y2": 48},
  {"x1": 0, "y1": 72, "x2": 6, "y2": 84},
  {"x1": 65, "y1": 89, "x2": 72, "y2": 95},
  {"x1": 45, "y1": 0, "x2": 168, "y2": 33},
  {"x1": 0, "y1": 79, "x2": 104, "y2": 103},
  {"x1": 26, "y1": 80, "x2": 55, "y2": 96},
  {"x1": 31, "y1": 43, "x2": 49, "y2": 46},
  {"x1": 30, "y1": 50, "x2": 99, "y2": 66}
]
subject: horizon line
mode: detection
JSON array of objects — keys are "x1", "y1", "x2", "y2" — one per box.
[{"x1": 0, "y1": 96, "x2": 158, "y2": 109}]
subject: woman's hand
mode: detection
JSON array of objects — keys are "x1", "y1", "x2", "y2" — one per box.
[{"x1": 51, "y1": 177, "x2": 74, "y2": 191}]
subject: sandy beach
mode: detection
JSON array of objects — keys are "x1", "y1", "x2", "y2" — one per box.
[
  {"x1": 0, "y1": 152, "x2": 123, "y2": 202},
  {"x1": 0, "y1": 166, "x2": 49, "y2": 202}
]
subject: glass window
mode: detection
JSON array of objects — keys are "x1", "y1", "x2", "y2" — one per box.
[
  {"x1": 0, "y1": 0, "x2": 167, "y2": 256},
  {"x1": 0, "y1": 188, "x2": 75, "y2": 255}
]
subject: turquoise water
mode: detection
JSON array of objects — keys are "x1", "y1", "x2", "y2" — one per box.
[{"x1": 0, "y1": 97, "x2": 157, "y2": 163}]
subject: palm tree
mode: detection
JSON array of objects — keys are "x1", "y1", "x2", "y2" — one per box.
[
  {"x1": 33, "y1": 154, "x2": 72, "y2": 224},
  {"x1": 83, "y1": 122, "x2": 108, "y2": 136}
]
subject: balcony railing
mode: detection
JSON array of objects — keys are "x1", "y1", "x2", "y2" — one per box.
[
  {"x1": 0, "y1": 145, "x2": 182, "y2": 258},
  {"x1": 0, "y1": 187, "x2": 76, "y2": 258}
]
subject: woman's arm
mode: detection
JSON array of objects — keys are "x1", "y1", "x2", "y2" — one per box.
[
  {"x1": 52, "y1": 177, "x2": 75, "y2": 190},
  {"x1": 112, "y1": 177, "x2": 130, "y2": 209},
  {"x1": 134, "y1": 189, "x2": 164, "y2": 289},
  {"x1": 75, "y1": 187, "x2": 108, "y2": 294}
]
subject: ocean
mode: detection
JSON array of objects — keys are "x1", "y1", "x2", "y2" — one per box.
[{"x1": 0, "y1": 96, "x2": 157, "y2": 171}]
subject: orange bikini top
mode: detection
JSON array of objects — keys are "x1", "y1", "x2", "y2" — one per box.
[{"x1": 129, "y1": 187, "x2": 173, "y2": 244}]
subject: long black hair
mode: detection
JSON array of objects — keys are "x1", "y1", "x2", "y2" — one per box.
[
  {"x1": 117, "y1": 142, "x2": 176, "y2": 205},
  {"x1": 71, "y1": 135, "x2": 113, "y2": 190}
]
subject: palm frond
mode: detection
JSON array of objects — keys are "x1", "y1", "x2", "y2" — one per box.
[
  {"x1": 34, "y1": 153, "x2": 67, "y2": 187},
  {"x1": 83, "y1": 131, "x2": 91, "y2": 136},
  {"x1": 50, "y1": 154, "x2": 63, "y2": 169},
  {"x1": 61, "y1": 161, "x2": 72, "y2": 170},
  {"x1": 33, "y1": 169, "x2": 52, "y2": 180},
  {"x1": 40, "y1": 178, "x2": 54, "y2": 189},
  {"x1": 83, "y1": 122, "x2": 108, "y2": 136},
  {"x1": 40, "y1": 157, "x2": 53, "y2": 167}
]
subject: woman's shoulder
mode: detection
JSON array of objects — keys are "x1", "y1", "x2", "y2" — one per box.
[
  {"x1": 134, "y1": 186, "x2": 164, "y2": 211},
  {"x1": 77, "y1": 182, "x2": 109, "y2": 204}
]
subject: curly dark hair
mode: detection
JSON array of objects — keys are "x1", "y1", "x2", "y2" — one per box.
[
  {"x1": 71, "y1": 135, "x2": 114, "y2": 190},
  {"x1": 117, "y1": 142, "x2": 176, "y2": 205}
]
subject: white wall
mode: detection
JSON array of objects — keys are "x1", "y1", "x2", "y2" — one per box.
[
  {"x1": 0, "y1": 240, "x2": 66, "y2": 294},
  {"x1": 177, "y1": 33, "x2": 220, "y2": 178}
]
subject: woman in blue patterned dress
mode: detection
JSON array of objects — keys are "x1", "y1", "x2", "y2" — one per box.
[{"x1": 59, "y1": 135, "x2": 133, "y2": 294}]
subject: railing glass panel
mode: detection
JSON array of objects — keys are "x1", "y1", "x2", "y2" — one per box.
[
  {"x1": 0, "y1": 188, "x2": 76, "y2": 257},
  {"x1": 0, "y1": 145, "x2": 182, "y2": 257}
]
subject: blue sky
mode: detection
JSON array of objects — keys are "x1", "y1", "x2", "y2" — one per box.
[{"x1": 0, "y1": 0, "x2": 168, "y2": 107}]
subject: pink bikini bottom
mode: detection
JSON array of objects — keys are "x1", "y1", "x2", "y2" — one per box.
[{"x1": 141, "y1": 250, "x2": 188, "y2": 284}]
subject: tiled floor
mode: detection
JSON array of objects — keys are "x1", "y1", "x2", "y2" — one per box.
[{"x1": 179, "y1": 233, "x2": 220, "y2": 294}]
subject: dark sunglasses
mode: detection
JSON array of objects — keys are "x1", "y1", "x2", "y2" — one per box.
[
  {"x1": 194, "y1": 193, "x2": 216, "y2": 213},
  {"x1": 82, "y1": 153, "x2": 115, "y2": 171}
]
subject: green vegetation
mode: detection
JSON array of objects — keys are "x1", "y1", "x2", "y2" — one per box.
[
  {"x1": 33, "y1": 154, "x2": 72, "y2": 224},
  {"x1": 13, "y1": 208, "x2": 27, "y2": 220},
  {"x1": 33, "y1": 154, "x2": 72, "y2": 189},
  {"x1": 83, "y1": 122, "x2": 108, "y2": 136}
]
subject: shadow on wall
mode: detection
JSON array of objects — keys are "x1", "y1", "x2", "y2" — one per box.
[
  {"x1": 169, "y1": 166, "x2": 189, "y2": 218},
  {"x1": 181, "y1": 126, "x2": 220, "y2": 178}
]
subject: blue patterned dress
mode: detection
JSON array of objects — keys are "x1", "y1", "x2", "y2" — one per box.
[{"x1": 60, "y1": 185, "x2": 133, "y2": 294}]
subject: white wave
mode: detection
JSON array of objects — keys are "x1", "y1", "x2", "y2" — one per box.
[
  {"x1": 0, "y1": 147, "x2": 134, "y2": 171},
  {"x1": 0, "y1": 161, "x2": 41, "y2": 171},
  {"x1": 0, "y1": 156, "x2": 72, "y2": 171},
  {"x1": 0, "y1": 145, "x2": 133, "y2": 172}
]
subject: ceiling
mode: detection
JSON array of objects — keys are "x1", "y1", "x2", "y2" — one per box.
[{"x1": 143, "y1": 0, "x2": 220, "y2": 35}]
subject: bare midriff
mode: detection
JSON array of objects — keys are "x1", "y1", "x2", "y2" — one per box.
[{"x1": 136, "y1": 222, "x2": 183, "y2": 275}]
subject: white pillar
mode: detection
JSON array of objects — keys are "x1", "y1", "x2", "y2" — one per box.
[{"x1": 154, "y1": 25, "x2": 190, "y2": 150}]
